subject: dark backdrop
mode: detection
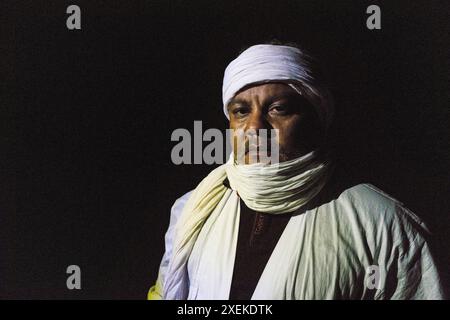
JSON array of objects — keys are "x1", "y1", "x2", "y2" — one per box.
[{"x1": 3, "y1": 0, "x2": 449, "y2": 298}]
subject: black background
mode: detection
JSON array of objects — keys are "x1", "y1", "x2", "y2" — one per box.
[{"x1": 3, "y1": 0, "x2": 449, "y2": 299}]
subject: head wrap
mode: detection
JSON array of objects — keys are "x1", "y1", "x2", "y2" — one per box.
[{"x1": 222, "y1": 44, "x2": 334, "y2": 129}]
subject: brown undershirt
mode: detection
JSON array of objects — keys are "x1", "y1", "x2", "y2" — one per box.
[{"x1": 224, "y1": 179, "x2": 293, "y2": 300}]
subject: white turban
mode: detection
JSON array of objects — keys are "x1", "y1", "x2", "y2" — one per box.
[{"x1": 222, "y1": 44, "x2": 334, "y2": 129}]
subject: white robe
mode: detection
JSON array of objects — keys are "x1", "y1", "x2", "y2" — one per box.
[{"x1": 155, "y1": 183, "x2": 444, "y2": 299}]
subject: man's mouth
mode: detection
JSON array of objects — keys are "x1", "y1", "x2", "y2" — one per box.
[{"x1": 245, "y1": 144, "x2": 271, "y2": 157}]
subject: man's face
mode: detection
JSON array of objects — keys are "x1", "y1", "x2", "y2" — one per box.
[{"x1": 227, "y1": 82, "x2": 322, "y2": 163}]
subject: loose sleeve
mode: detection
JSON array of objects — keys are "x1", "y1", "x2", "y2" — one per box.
[
  {"x1": 376, "y1": 206, "x2": 446, "y2": 300},
  {"x1": 147, "y1": 191, "x2": 192, "y2": 300}
]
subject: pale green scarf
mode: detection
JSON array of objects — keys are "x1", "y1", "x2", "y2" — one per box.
[{"x1": 150, "y1": 150, "x2": 330, "y2": 299}]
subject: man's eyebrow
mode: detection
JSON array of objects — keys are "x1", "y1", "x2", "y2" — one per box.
[
  {"x1": 227, "y1": 98, "x2": 249, "y2": 109},
  {"x1": 227, "y1": 91, "x2": 304, "y2": 110}
]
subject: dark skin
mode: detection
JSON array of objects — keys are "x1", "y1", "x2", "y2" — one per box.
[{"x1": 227, "y1": 83, "x2": 323, "y2": 163}]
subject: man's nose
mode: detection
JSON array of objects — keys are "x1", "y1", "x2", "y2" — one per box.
[{"x1": 245, "y1": 109, "x2": 270, "y2": 132}]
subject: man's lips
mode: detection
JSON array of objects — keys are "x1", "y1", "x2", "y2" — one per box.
[{"x1": 245, "y1": 144, "x2": 271, "y2": 155}]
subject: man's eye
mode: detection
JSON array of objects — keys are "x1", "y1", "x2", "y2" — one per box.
[
  {"x1": 269, "y1": 105, "x2": 290, "y2": 115},
  {"x1": 232, "y1": 107, "x2": 250, "y2": 117}
]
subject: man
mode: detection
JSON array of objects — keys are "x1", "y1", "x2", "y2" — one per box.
[{"x1": 148, "y1": 43, "x2": 444, "y2": 299}]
